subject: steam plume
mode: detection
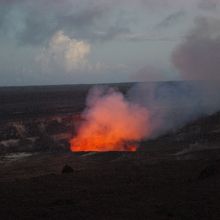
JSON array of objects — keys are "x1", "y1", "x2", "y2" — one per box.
[
  {"x1": 70, "y1": 16, "x2": 220, "y2": 151},
  {"x1": 70, "y1": 87, "x2": 150, "y2": 151},
  {"x1": 172, "y1": 17, "x2": 220, "y2": 80},
  {"x1": 128, "y1": 81, "x2": 220, "y2": 137}
]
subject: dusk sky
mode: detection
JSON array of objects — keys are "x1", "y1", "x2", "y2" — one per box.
[{"x1": 0, "y1": 0, "x2": 220, "y2": 86}]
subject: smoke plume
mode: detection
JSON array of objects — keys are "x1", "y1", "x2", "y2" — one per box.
[
  {"x1": 128, "y1": 81, "x2": 220, "y2": 137},
  {"x1": 70, "y1": 16, "x2": 220, "y2": 151},
  {"x1": 70, "y1": 80, "x2": 220, "y2": 151},
  {"x1": 172, "y1": 17, "x2": 220, "y2": 80},
  {"x1": 70, "y1": 87, "x2": 150, "y2": 151}
]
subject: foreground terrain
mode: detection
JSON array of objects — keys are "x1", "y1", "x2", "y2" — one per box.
[
  {"x1": 1, "y1": 83, "x2": 220, "y2": 219},
  {"x1": 0, "y1": 150, "x2": 220, "y2": 219}
]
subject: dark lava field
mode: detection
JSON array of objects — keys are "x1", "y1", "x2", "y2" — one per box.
[{"x1": 0, "y1": 83, "x2": 220, "y2": 219}]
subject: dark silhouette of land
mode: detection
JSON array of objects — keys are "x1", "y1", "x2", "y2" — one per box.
[{"x1": 0, "y1": 83, "x2": 220, "y2": 219}]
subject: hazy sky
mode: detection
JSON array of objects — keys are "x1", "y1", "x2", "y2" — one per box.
[{"x1": 0, "y1": 0, "x2": 220, "y2": 86}]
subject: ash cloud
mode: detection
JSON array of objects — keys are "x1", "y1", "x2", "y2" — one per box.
[
  {"x1": 172, "y1": 17, "x2": 220, "y2": 80},
  {"x1": 127, "y1": 16, "x2": 220, "y2": 137},
  {"x1": 128, "y1": 16, "x2": 220, "y2": 137}
]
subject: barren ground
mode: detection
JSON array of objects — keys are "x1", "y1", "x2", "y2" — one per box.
[
  {"x1": 0, "y1": 150, "x2": 220, "y2": 220},
  {"x1": 1, "y1": 83, "x2": 220, "y2": 219}
]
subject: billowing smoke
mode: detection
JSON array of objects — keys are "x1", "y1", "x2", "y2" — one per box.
[
  {"x1": 128, "y1": 81, "x2": 220, "y2": 137},
  {"x1": 128, "y1": 16, "x2": 220, "y2": 137},
  {"x1": 70, "y1": 16, "x2": 220, "y2": 151},
  {"x1": 172, "y1": 17, "x2": 220, "y2": 80},
  {"x1": 70, "y1": 87, "x2": 150, "y2": 151},
  {"x1": 128, "y1": 17, "x2": 220, "y2": 137},
  {"x1": 70, "y1": 80, "x2": 220, "y2": 151}
]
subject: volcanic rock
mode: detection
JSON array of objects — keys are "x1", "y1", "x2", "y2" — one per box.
[
  {"x1": 61, "y1": 164, "x2": 74, "y2": 174},
  {"x1": 198, "y1": 160, "x2": 220, "y2": 180}
]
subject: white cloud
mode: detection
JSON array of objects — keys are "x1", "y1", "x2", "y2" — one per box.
[{"x1": 37, "y1": 31, "x2": 91, "y2": 72}]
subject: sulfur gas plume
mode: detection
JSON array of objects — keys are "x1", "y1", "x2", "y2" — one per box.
[
  {"x1": 172, "y1": 17, "x2": 220, "y2": 80},
  {"x1": 70, "y1": 87, "x2": 150, "y2": 152},
  {"x1": 128, "y1": 81, "x2": 220, "y2": 138},
  {"x1": 70, "y1": 16, "x2": 220, "y2": 152},
  {"x1": 127, "y1": 17, "x2": 220, "y2": 138}
]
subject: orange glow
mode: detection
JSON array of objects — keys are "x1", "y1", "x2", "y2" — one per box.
[
  {"x1": 128, "y1": 145, "x2": 137, "y2": 152},
  {"x1": 70, "y1": 134, "x2": 138, "y2": 152},
  {"x1": 70, "y1": 87, "x2": 150, "y2": 152}
]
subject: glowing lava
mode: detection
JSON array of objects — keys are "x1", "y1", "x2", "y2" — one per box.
[
  {"x1": 70, "y1": 87, "x2": 150, "y2": 152},
  {"x1": 71, "y1": 136, "x2": 138, "y2": 152}
]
